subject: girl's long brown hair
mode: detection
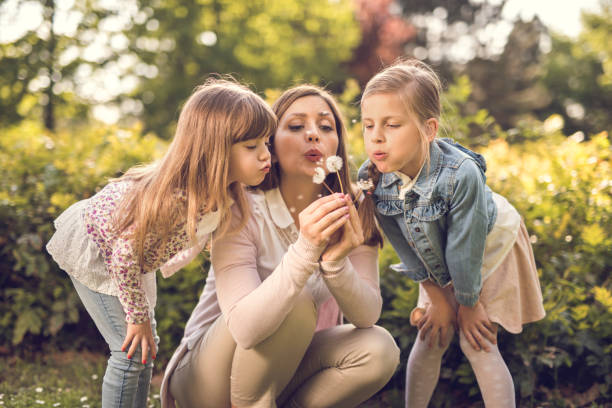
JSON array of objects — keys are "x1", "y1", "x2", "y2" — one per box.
[
  {"x1": 113, "y1": 78, "x2": 277, "y2": 269},
  {"x1": 358, "y1": 58, "x2": 442, "y2": 240},
  {"x1": 259, "y1": 84, "x2": 383, "y2": 247}
]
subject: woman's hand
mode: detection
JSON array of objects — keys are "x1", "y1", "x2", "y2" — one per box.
[
  {"x1": 416, "y1": 282, "x2": 456, "y2": 348},
  {"x1": 457, "y1": 301, "x2": 497, "y2": 352},
  {"x1": 298, "y1": 193, "x2": 350, "y2": 247},
  {"x1": 121, "y1": 319, "x2": 156, "y2": 364},
  {"x1": 321, "y1": 195, "x2": 364, "y2": 261}
]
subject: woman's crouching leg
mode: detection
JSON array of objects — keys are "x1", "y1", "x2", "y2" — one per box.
[
  {"x1": 279, "y1": 324, "x2": 400, "y2": 408},
  {"x1": 231, "y1": 292, "x2": 317, "y2": 408}
]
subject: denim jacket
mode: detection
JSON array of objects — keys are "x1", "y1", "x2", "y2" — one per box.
[{"x1": 358, "y1": 138, "x2": 497, "y2": 306}]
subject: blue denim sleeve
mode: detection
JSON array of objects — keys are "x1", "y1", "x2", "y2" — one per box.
[{"x1": 445, "y1": 159, "x2": 488, "y2": 306}]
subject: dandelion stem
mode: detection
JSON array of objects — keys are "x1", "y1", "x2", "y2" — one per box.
[
  {"x1": 336, "y1": 173, "x2": 344, "y2": 194},
  {"x1": 322, "y1": 181, "x2": 335, "y2": 195}
]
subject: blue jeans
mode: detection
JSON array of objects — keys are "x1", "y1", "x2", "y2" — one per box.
[{"x1": 70, "y1": 276, "x2": 159, "y2": 408}]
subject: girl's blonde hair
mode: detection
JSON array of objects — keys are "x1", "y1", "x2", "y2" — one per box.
[
  {"x1": 360, "y1": 58, "x2": 443, "y2": 228},
  {"x1": 259, "y1": 84, "x2": 382, "y2": 247},
  {"x1": 114, "y1": 78, "x2": 277, "y2": 268}
]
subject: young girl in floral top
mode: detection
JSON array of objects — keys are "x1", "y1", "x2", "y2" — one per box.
[{"x1": 46, "y1": 78, "x2": 275, "y2": 408}]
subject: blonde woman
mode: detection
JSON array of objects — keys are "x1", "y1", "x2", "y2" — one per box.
[
  {"x1": 162, "y1": 85, "x2": 400, "y2": 408},
  {"x1": 46, "y1": 79, "x2": 276, "y2": 408}
]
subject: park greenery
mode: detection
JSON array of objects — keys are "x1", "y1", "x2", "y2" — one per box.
[{"x1": 1, "y1": 0, "x2": 611, "y2": 406}]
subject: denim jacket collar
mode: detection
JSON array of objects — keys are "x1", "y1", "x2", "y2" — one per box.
[{"x1": 380, "y1": 140, "x2": 443, "y2": 200}]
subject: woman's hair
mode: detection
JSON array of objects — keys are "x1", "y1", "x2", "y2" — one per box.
[
  {"x1": 359, "y1": 58, "x2": 442, "y2": 233},
  {"x1": 259, "y1": 84, "x2": 382, "y2": 247},
  {"x1": 113, "y1": 77, "x2": 277, "y2": 268}
]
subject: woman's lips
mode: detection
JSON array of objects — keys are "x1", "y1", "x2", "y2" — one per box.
[
  {"x1": 261, "y1": 164, "x2": 271, "y2": 173},
  {"x1": 305, "y1": 149, "x2": 322, "y2": 162}
]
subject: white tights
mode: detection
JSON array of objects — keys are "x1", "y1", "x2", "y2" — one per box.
[{"x1": 405, "y1": 328, "x2": 515, "y2": 408}]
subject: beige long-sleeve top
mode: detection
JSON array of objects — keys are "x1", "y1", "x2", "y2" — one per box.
[{"x1": 160, "y1": 188, "x2": 381, "y2": 408}]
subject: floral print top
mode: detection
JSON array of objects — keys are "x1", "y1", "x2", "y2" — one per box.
[{"x1": 83, "y1": 180, "x2": 220, "y2": 324}]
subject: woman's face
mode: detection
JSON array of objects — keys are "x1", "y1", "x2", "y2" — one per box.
[{"x1": 273, "y1": 95, "x2": 340, "y2": 180}]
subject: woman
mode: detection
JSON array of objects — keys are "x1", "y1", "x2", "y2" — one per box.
[{"x1": 161, "y1": 85, "x2": 400, "y2": 408}]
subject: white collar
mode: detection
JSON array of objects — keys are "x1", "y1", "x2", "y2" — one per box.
[{"x1": 263, "y1": 188, "x2": 295, "y2": 229}]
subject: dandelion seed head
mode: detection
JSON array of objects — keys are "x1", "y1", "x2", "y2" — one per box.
[
  {"x1": 35, "y1": 387, "x2": 43, "y2": 393},
  {"x1": 36, "y1": 401, "x2": 45, "y2": 405},
  {"x1": 326, "y1": 155, "x2": 343, "y2": 172},
  {"x1": 317, "y1": 194, "x2": 322, "y2": 198},
  {"x1": 312, "y1": 167, "x2": 326, "y2": 184},
  {"x1": 80, "y1": 396, "x2": 88, "y2": 402},
  {"x1": 91, "y1": 374, "x2": 98, "y2": 380},
  {"x1": 53, "y1": 404, "x2": 61, "y2": 407}
]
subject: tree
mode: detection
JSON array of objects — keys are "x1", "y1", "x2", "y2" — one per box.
[
  {"x1": 465, "y1": 18, "x2": 551, "y2": 129},
  {"x1": 347, "y1": 0, "x2": 416, "y2": 85},
  {"x1": 539, "y1": 0, "x2": 612, "y2": 135},
  {"x1": 124, "y1": 0, "x2": 361, "y2": 137},
  {"x1": 0, "y1": 0, "x2": 114, "y2": 129}
]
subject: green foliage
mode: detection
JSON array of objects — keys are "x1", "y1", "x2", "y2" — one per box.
[
  {"x1": 126, "y1": 0, "x2": 361, "y2": 137},
  {"x1": 0, "y1": 120, "x2": 165, "y2": 347}
]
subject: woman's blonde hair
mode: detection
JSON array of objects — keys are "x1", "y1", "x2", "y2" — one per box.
[
  {"x1": 114, "y1": 78, "x2": 277, "y2": 268},
  {"x1": 259, "y1": 84, "x2": 382, "y2": 247}
]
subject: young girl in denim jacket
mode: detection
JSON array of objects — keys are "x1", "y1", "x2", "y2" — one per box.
[
  {"x1": 46, "y1": 78, "x2": 275, "y2": 408},
  {"x1": 357, "y1": 59, "x2": 545, "y2": 408}
]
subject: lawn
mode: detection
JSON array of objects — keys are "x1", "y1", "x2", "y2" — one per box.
[{"x1": 0, "y1": 351, "x2": 161, "y2": 408}]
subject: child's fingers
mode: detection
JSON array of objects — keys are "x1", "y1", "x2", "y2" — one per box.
[
  {"x1": 127, "y1": 336, "x2": 140, "y2": 360},
  {"x1": 472, "y1": 327, "x2": 491, "y2": 352},
  {"x1": 482, "y1": 320, "x2": 497, "y2": 341},
  {"x1": 440, "y1": 326, "x2": 449, "y2": 348},
  {"x1": 428, "y1": 327, "x2": 439, "y2": 349},
  {"x1": 478, "y1": 323, "x2": 496, "y2": 348},
  {"x1": 121, "y1": 333, "x2": 132, "y2": 353},
  {"x1": 463, "y1": 328, "x2": 481, "y2": 352},
  {"x1": 150, "y1": 334, "x2": 157, "y2": 360},
  {"x1": 141, "y1": 339, "x2": 149, "y2": 364}
]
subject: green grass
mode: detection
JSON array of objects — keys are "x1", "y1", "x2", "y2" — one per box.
[{"x1": 0, "y1": 352, "x2": 162, "y2": 408}]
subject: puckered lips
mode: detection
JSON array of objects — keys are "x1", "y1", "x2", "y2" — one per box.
[
  {"x1": 372, "y1": 150, "x2": 387, "y2": 161},
  {"x1": 304, "y1": 148, "x2": 323, "y2": 163},
  {"x1": 260, "y1": 163, "x2": 271, "y2": 173}
]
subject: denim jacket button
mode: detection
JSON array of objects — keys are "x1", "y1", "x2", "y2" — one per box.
[{"x1": 414, "y1": 227, "x2": 421, "y2": 232}]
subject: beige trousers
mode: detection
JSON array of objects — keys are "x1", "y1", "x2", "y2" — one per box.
[{"x1": 169, "y1": 294, "x2": 399, "y2": 408}]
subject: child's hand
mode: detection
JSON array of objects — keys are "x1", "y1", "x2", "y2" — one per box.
[
  {"x1": 121, "y1": 319, "x2": 156, "y2": 364},
  {"x1": 457, "y1": 301, "x2": 497, "y2": 352},
  {"x1": 417, "y1": 297, "x2": 455, "y2": 349},
  {"x1": 321, "y1": 195, "x2": 364, "y2": 261},
  {"x1": 298, "y1": 193, "x2": 349, "y2": 247}
]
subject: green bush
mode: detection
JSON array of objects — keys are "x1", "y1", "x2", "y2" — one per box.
[{"x1": 0, "y1": 121, "x2": 164, "y2": 348}]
